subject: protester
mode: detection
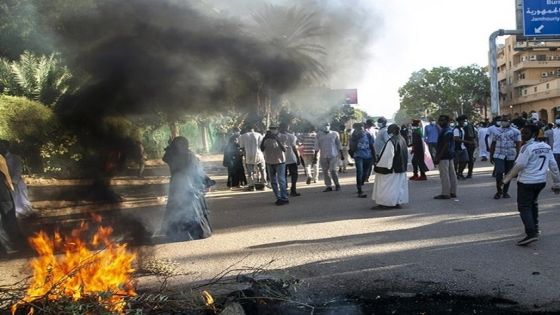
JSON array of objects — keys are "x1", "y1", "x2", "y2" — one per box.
[
  {"x1": 503, "y1": 124, "x2": 560, "y2": 246},
  {"x1": 553, "y1": 117, "x2": 560, "y2": 167},
  {"x1": 314, "y1": 122, "x2": 343, "y2": 192},
  {"x1": 223, "y1": 134, "x2": 246, "y2": 189},
  {"x1": 373, "y1": 117, "x2": 389, "y2": 161},
  {"x1": 490, "y1": 115, "x2": 521, "y2": 199},
  {"x1": 371, "y1": 124, "x2": 408, "y2": 209},
  {"x1": 339, "y1": 126, "x2": 351, "y2": 173},
  {"x1": 239, "y1": 124, "x2": 267, "y2": 191},
  {"x1": 410, "y1": 119, "x2": 428, "y2": 181},
  {"x1": 0, "y1": 140, "x2": 33, "y2": 218},
  {"x1": 261, "y1": 126, "x2": 289, "y2": 205},
  {"x1": 300, "y1": 126, "x2": 319, "y2": 185},
  {"x1": 459, "y1": 115, "x2": 477, "y2": 178},
  {"x1": 0, "y1": 154, "x2": 17, "y2": 256},
  {"x1": 349, "y1": 123, "x2": 375, "y2": 198},
  {"x1": 433, "y1": 115, "x2": 457, "y2": 199},
  {"x1": 544, "y1": 123, "x2": 554, "y2": 147},
  {"x1": 453, "y1": 117, "x2": 470, "y2": 180},
  {"x1": 477, "y1": 122, "x2": 489, "y2": 161},
  {"x1": 161, "y1": 136, "x2": 212, "y2": 241},
  {"x1": 400, "y1": 124, "x2": 410, "y2": 146},
  {"x1": 279, "y1": 122, "x2": 301, "y2": 197},
  {"x1": 364, "y1": 119, "x2": 377, "y2": 182},
  {"x1": 424, "y1": 117, "x2": 440, "y2": 161}
]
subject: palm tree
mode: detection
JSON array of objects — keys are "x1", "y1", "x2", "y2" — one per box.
[
  {"x1": 250, "y1": 5, "x2": 328, "y2": 127},
  {"x1": 0, "y1": 51, "x2": 72, "y2": 106}
]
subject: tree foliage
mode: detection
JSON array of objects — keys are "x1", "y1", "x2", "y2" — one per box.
[
  {"x1": 398, "y1": 65, "x2": 489, "y2": 120},
  {"x1": 0, "y1": 51, "x2": 72, "y2": 106}
]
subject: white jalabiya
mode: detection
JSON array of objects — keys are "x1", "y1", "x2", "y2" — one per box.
[{"x1": 372, "y1": 139, "x2": 409, "y2": 206}]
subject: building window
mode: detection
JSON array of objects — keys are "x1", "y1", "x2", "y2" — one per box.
[
  {"x1": 534, "y1": 87, "x2": 538, "y2": 92},
  {"x1": 524, "y1": 89, "x2": 528, "y2": 95},
  {"x1": 547, "y1": 83, "x2": 550, "y2": 89}
]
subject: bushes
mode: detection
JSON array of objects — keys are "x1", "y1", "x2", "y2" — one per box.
[{"x1": 0, "y1": 95, "x2": 55, "y2": 172}]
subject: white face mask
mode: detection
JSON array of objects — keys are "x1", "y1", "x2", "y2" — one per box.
[
  {"x1": 450, "y1": 123, "x2": 456, "y2": 128},
  {"x1": 430, "y1": 121, "x2": 435, "y2": 125},
  {"x1": 556, "y1": 119, "x2": 560, "y2": 126},
  {"x1": 501, "y1": 121, "x2": 510, "y2": 128},
  {"x1": 495, "y1": 121, "x2": 501, "y2": 127}
]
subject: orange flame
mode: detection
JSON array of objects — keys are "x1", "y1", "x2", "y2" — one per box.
[{"x1": 12, "y1": 220, "x2": 136, "y2": 314}]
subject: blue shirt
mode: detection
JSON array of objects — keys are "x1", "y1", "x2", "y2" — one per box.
[
  {"x1": 424, "y1": 124, "x2": 440, "y2": 144},
  {"x1": 350, "y1": 132, "x2": 374, "y2": 159}
]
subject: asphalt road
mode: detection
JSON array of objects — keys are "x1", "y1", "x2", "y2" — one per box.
[{"x1": 2, "y1": 161, "x2": 560, "y2": 311}]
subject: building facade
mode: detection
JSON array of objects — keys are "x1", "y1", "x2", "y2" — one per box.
[{"x1": 497, "y1": 35, "x2": 560, "y2": 122}]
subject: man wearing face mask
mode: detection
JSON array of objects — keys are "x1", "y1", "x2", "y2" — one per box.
[
  {"x1": 487, "y1": 116, "x2": 502, "y2": 177},
  {"x1": 373, "y1": 117, "x2": 390, "y2": 161},
  {"x1": 490, "y1": 115, "x2": 521, "y2": 199},
  {"x1": 502, "y1": 124, "x2": 560, "y2": 246},
  {"x1": 453, "y1": 118, "x2": 469, "y2": 180},
  {"x1": 553, "y1": 117, "x2": 560, "y2": 167},
  {"x1": 458, "y1": 115, "x2": 477, "y2": 178},
  {"x1": 314, "y1": 123, "x2": 343, "y2": 192}
]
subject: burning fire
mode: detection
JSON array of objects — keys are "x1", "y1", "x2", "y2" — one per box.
[{"x1": 12, "y1": 216, "x2": 136, "y2": 314}]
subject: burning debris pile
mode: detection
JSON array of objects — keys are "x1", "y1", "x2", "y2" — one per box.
[{"x1": 11, "y1": 218, "x2": 136, "y2": 314}]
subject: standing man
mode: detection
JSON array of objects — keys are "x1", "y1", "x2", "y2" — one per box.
[
  {"x1": 364, "y1": 119, "x2": 377, "y2": 182},
  {"x1": 410, "y1": 119, "x2": 428, "y2": 181},
  {"x1": 349, "y1": 123, "x2": 375, "y2": 198},
  {"x1": 490, "y1": 115, "x2": 521, "y2": 199},
  {"x1": 300, "y1": 126, "x2": 319, "y2": 185},
  {"x1": 373, "y1": 117, "x2": 389, "y2": 161},
  {"x1": 0, "y1": 153, "x2": 17, "y2": 256},
  {"x1": 433, "y1": 115, "x2": 457, "y2": 199},
  {"x1": 477, "y1": 122, "x2": 489, "y2": 161},
  {"x1": 314, "y1": 122, "x2": 343, "y2": 192},
  {"x1": 503, "y1": 124, "x2": 560, "y2": 246},
  {"x1": 458, "y1": 115, "x2": 478, "y2": 178},
  {"x1": 239, "y1": 124, "x2": 267, "y2": 191},
  {"x1": 339, "y1": 126, "x2": 350, "y2": 173},
  {"x1": 371, "y1": 124, "x2": 409, "y2": 209},
  {"x1": 279, "y1": 122, "x2": 301, "y2": 197},
  {"x1": 260, "y1": 126, "x2": 289, "y2": 205},
  {"x1": 453, "y1": 117, "x2": 470, "y2": 180},
  {"x1": 553, "y1": 117, "x2": 560, "y2": 167},
  {"x1": 424, "y1": 117, "x2": 440, "y2": 161}
]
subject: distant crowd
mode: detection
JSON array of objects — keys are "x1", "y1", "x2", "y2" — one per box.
[{"x1": 221, "y1": 112, "x2": 560, "y2": 247}]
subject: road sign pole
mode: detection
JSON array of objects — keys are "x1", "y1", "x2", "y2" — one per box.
[{"x1": 489, "y1": 29, "x2": 522, "y2": 117}]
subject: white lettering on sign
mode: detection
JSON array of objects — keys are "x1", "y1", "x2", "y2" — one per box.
[{"x1": 548, "y1": 0, "x2": 560, "y2": 5}]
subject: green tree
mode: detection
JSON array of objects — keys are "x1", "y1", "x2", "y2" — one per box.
[
  {"x1": 0, "y1": 51, "x2": 72, "y2": 106},
  {"x1": 398, "y1": 65, "x2": 489, "y2": 120}
]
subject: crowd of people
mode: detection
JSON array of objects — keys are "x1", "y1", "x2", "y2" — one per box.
[{"x1": 221, "y1": 112, "x2": 560, "y2": 246}]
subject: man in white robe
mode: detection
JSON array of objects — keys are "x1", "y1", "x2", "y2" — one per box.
[{"x1": 372, "y1": 124, "x2": 409, "y2": 209}]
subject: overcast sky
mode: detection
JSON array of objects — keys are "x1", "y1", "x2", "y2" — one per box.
[{"x1": 355, "y1": 0, "x2": 517, "y2": 118}]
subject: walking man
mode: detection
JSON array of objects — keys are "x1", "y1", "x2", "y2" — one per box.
[
  {"x1": 300, "y1": 127, "x2": 319, "y2": 184},
  {"x1": 349, "y1": 123, "x2": 375, "y2": 198},
  {"x1": 453, "y1": 117, "x2": 470, "y2": 180},
  {"x1": 433, "y1": 115, "x2": 457, "y2": 199},
  {"x1": 279, "y1": 122, "x2": 301, "y2": 197},
  {"x1": 314, "y1": 123, "x2": 343, "y2": 192},
  {"x1": 503, "y1": 124, "x2": 560, "y2": 246},
  {"x1": 239, "y1": 124, "x2": 267, "y2": 191},
  {"x1": 261, "y1": 126, "x2": 289, "y2": 205},
  {"x1": 490, "y1": 115, "x2": 521, "y2": 199},
  {"x1": 371, "y1": 124, "x2": 408, "y2": 209}
]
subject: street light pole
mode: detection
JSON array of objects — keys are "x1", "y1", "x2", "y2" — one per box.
[{"x1": 489, "y1": 29, "x2": 522, "y2": 117}]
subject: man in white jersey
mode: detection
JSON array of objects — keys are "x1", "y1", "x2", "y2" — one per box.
[
  {"x1": 553, "y1": 117, "x2": 560, "y2": 167},
  {"x1": 503, "y1": 124, "x2": 560, "y2": 246}
]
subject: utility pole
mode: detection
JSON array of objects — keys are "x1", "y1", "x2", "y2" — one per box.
[{"x1": 488, "y1": 29, "x2": 522, "y2": 117}]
